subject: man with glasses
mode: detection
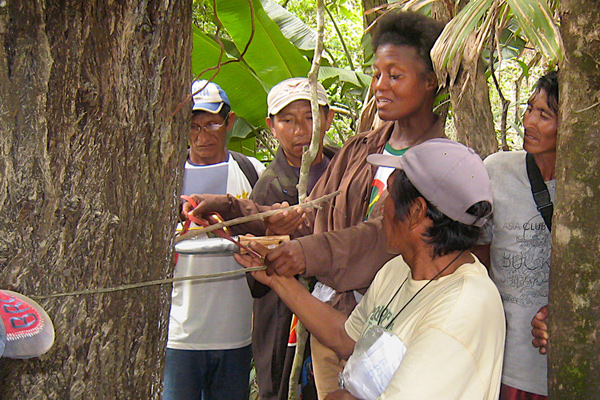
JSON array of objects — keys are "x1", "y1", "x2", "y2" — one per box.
[
  {"x1": 163, "y1": 80, "x2": 264, "y2": 400},
  {"x1": 185, "y1": 80, "x2": 264, "y2": 189}
]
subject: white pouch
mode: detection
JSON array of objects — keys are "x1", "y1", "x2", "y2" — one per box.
[
  {"x1": 341, "y1": 325, "x2": 407, "y2": 400},
  {"x1": 311, "y1": 281, "x2": 336, "y2": 303}
]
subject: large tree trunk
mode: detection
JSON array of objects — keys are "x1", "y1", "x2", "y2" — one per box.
[
  {"x1": 449, "y1": 47, "x2": 499, "y2": 158},
  {"x1": 361, "y1": 0, "x2": 387, "y2": 29},
  {"x1": 431, "y1": 0, "x2": 498, "y2": 159},
  {"x1": 0, "y1": 1, "x2": 191, "y2": 398},
  {"x1": 548, "y1": 3, "x2": 600, "y2": 399}
]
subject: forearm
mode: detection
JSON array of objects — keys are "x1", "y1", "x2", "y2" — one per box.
[
  {"x1": 271, "y1": 276, "x2": 355, "y2": 360},
  {"x1": 300, "y1": 217, "x2": 396, "y2": 291},
  {"x1": 223, "y1": 194, "x2": 269, "y2": 236}
]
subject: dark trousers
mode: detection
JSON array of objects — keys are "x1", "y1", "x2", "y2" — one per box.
[
  {"x1": 163, "y1": 345, "x2": 252, "y2": 400},
  {"x1": 500, "y1": 383, "x2": 548, "y2": 400}
]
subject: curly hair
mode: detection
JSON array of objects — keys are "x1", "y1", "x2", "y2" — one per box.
[{"x1": 371, "y1": 10, "x2": 445, "y2": 73}]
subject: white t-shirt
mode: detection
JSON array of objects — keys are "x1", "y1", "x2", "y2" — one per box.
[
  {"x1": 345, "y1": 255, "x2": 505, "y2": 400},
  {"x1": 167, "y1": 153, "x2": 264, "y2": 350},
  {"x1": 481, "y1": 150, "x2": 554, "y2": 395}
]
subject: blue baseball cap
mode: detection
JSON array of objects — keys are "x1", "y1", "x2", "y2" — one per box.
[{"x1": 192, "y1": 80, "x2": 230, "y2": 114}]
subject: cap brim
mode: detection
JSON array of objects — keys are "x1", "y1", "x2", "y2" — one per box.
[
  {"x1": 192, "y1": 102, "x2": 224, "y2": 114},
  {"x1": 0, "y1": 290, "x2": 55, "y2": 359},
  {"x1": 366, "y1": 153, "x2": 405, "y2": 170},
  {"x1": 269, "y1": 95, "x2": 328, "y2": 115}
]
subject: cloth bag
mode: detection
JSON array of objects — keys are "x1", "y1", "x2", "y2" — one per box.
[{"x1": 341, "y1": 325, "x2": 406, "y2": 400}]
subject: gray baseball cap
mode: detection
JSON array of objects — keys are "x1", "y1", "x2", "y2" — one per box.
[{"x1": 367, "y1": 138, "x2": 492, "y2": 227}]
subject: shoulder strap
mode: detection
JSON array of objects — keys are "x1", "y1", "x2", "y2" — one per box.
[
  {"x1": 229, "y1": 150, "x2": 259, "y2": 188},
  {"x1": 525, "y1": 153, "x2": 553, "y2": 232}
]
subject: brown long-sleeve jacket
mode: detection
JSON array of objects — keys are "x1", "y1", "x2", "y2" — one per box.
[
  {"x1": 223, "y1": 121, "x2": 398, "y2": 315},
  {"x1": 296, "y1": 121, "x2": 398, "y2": 315}
]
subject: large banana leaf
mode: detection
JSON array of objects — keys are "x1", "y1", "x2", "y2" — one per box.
[
  {"x1": 192, "y1": 0, "x2": 374, "y2": 148},
  {"x1": 192, "y1": 26, "x2": 268, "y2": 129},
  {"x1": 261, "y1": 0, "x2": 316, "y2": 51},
  {"x1": 215, "y1": 0, "x2": 310, "y2": 90}
]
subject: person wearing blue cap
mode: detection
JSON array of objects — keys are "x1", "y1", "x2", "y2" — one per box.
[
  {"x1": 185, "y1": 80, "x2": 265, "y2": 177},
  {"x1": 163, "y1": 80, "x2": 265, "y2": 400}
]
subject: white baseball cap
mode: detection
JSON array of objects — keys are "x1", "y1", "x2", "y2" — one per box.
[{"x1": 267, "y1": 78, "x2": 329, "y2": 115}]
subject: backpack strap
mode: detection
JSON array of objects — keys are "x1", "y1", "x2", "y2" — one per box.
[
  {"x1": 525, "y1": 153, "x2": 553, "y2": 232},
  {"x1": 229, "y1": 150, "x2": 259, "y2": 188}
]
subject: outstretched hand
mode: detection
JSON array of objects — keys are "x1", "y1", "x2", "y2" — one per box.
[
  {"x1": 181, "y1": 194, "x2": 231, "y2": 223},
  {"x1": 264, "y1": 239, "x2": 306, "y2": 277},
  {"x1": 234, "y1": 241, "x2": 278, "y2": 288},
  {"x1": 264, "y1": 202, "x2": 306, "y2": 235},
  {"x1": 531, "y1": 305, "x2": 548, "y2": 355}
]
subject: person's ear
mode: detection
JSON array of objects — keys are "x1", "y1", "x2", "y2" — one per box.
[
  {"x1": 266, "y1": 116, "x2": 278, "y2": 139},
  {"x1": 408, "y1": 197, "x2": 428, "y2": 229},
  {"x1": 225, "y1": 112, "x2": 236, "y2": 130},
  {"x1": 424, "y1": 71, "x2": 438, "y2": 92},
  {"x1": 322, "y1": 108, "x2": 335, "y2": 132}
]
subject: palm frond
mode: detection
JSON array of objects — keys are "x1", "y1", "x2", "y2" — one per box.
[
  {"x1": 505, "y1": 0, "x2": 563, "y2": 63},
  {"x1": 431, "y1": 0, "x2": 494, "y2": 85},
  {"x1": 432, "y1": 0, "x2": 563, "y2": 85}
]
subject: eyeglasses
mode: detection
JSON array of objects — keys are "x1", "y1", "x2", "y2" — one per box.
[{"x1": 190, "y1": 113, "x2": 230, "y2": 134}]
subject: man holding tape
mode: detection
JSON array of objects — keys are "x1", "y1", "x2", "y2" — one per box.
[
  {"x1": 249, "y1": 77, "x2": 335, "y2": 400},
  {"x1": 236, "y1": 139, "x2": 505, "y2": 400},
  {"x1": 163, "y1": 80, "x2": 264, "y2": 400}
]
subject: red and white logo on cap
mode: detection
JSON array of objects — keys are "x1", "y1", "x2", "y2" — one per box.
[{"x1": 0, "y1": 291, "x2": 44, "y2": 341}]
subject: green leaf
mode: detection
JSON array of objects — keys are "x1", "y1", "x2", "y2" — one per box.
[
  {"x1": 516, "y1": 59, "x2": 530, "y2": 78},
  {"x1": 261, "y1": 0, "x2": 316, "y2": 51},
  {"x1": 215, "y1": 0, "x2": 311, "y2": 90},
  {"x1": 432, "y1": 0, "x2": 494, "y2": 84},
  {"x1": 505, "y1": 0, "x2": 563, "y2": 63},
  {"x1": 318, "y1": 66, "x2": 371, "y2": 89},
  {"x1": 228, "y1": 136, "x2": 260, "y2": 158},
  {"x1": 228, "y1": 116, "x2": 255, "y2": 140},
  {"x1": 192, "y1": 26, "x2": 268, "y2": 129},
  {"x1": 498, "y1": 19, "x2": 527, "y2": 58},
  {"x1": 432, "y1": 0, "x2": 562, "y2": 84},
  {"x1": 397, "y1": 0, "x2": 439, "y2": 12},
  {"x1": 508, "y1": 119, "x2": 523, "y2": 138}
]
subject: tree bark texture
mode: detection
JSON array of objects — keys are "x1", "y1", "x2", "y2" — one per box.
[
  {"x1": 430, "y1": 1, "x2": 498, "y2": 159},
  {"x1": 549, "y1": 3, "x2": 600, "y2": 399},
  {"x1": 0, "y1": 1, "x2": 191, "y2": 398},
  {"x1": 361, "y1": 0, "x2": 387, "y2": 29},
  {"x1": 449, "y1": 56, "x2": 499, "y2": 159}
]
